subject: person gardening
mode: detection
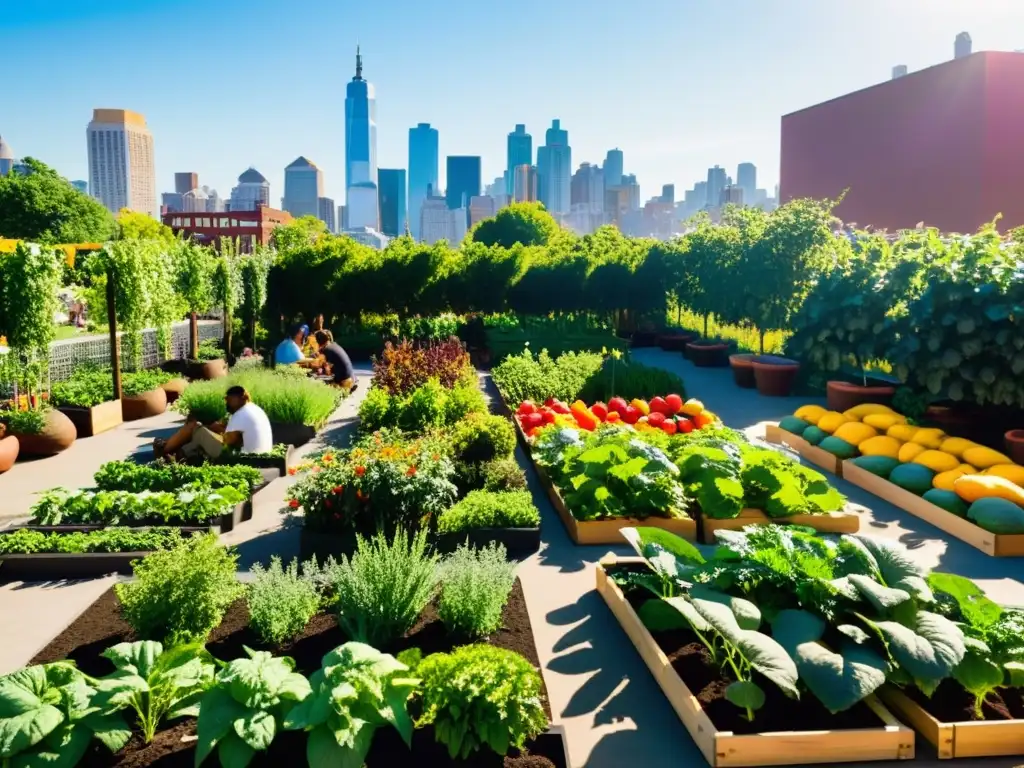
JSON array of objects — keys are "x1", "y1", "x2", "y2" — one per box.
[
  {"x1": 313, "y1": 330, "x2": 357, "y2": 392},
  {"x1": 274, "y1": 323, "x2": 318, "y2": 367},
  {"x1": 155, "y1": 385, "x2": 273, "y2": 460}
]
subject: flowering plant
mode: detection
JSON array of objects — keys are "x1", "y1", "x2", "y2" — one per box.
[{"x1": 286, "y1": 428, "x2": 457, "y2": 533}]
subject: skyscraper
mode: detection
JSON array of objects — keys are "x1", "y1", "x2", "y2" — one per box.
[
  {"x1": 0, "y1": 136, "x2": 16, "y2": 176},
  {"x1": 229, "y1": 168, "x2": 270, "y2": 211},
  {"x1": 622, "y1": 174, "x2": 640, "y2": 211},
  {"x1": 408, "y1": 123, "x2": 439, "y2": 240},
  {"x1": 506, "y1": 124, "x2": 532, "y2": 195},
  {"x1": 661, "y1": 184, "x2": 675, "y2": 204},
  {"x1": 345, "y1": 47, "x2": 378, "y2": 225},
  {"x1": 706, "y1": 166, "x2": 727, "y2": 211},
  {"x1": 514, "y1": 165, "x2": 539, "y2": 203},
  {"x1": 282, "y1": 157, "x2": 323, "y2": 219},
  {"x1": 955, "y1": 32, "x2": 972, "y2": 59},
  {"x1": 537, "y1": 119, "x2": 571, "y2": 215},
  {"x1": 71, "y1": 180, "x2": 88, "y2": 195},
  {"x1": 87, "y1": 108, "x2": 156, "y2": 216},
  {"x1": 318, "y1": 197, "x2": 336, "y2": 232},
  {"x1": 603, "y1": 148, "x2": 623, "y2": 188},
  {"x1": 378, "y1": 168, "x2": 407, "y2": 237},
  {"x1": 175, "y1": 172, "x2": 198, "y2": 195},
  {"x1": 446, "y1": 156, "x2": 481, "y2": 227},
  {"x1": 737, "y1": 163, "x2": 757, "y2": 204}
]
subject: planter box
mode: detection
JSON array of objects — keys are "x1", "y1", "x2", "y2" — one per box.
[
  {"x1": 57, "y1": 400, "x2": 123, "y2": 438},
  {"x1": 878, "y1": 685, "x2": 1024, "y2": 759},
  {"x1": 764, "y1": 424, "x2": 843, "y2": 477},
  {"x1": 842, "y1": 460, "x2": 1024, "y2": 557},
  {"x1": 216, "y1": 445, "x2": 294, "y2": 478},
  {"x1": 596, "y1": 555, "x2": 916, "y2": 766},
  {"x1": 699, "y1": 507, "x2": 861, "y2": 543},
  {"x1": 186, "y1": 358, "x2": 228, "y2": 380},
  {"x1": 434, "y1": 526, "x2": 541, "y2": 558},
  {"x1": 270, "y1": 422, "x2": 317, "y2": 448},
  {"x1": 121, "y1": 388, "x2": 168, "y2": 421}
]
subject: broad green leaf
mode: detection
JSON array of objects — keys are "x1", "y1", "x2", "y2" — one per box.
[
  {"x1": 928, "y1": 573, "x2": 1001, "y2": 629},
  {"x1": 277, "y1": 672, "x2": 312, "y2": 703},
  {"x1": 81, "y1": 712, "x2": 132, "y2": 754},
  {"x1": 221, "y1": 652, "x2": 290, "y2": 710},
  {"x1": 0, "y1": 668, "x2": 48, "y2": 718},
  {"x1": 620, "y1": 526, "x2": 705, "y2": 584},
  {"x1": 283, "y1": 690, "x2": 332, "y2": 732},
  {"x1": 689, "y1": 584, "x2": 761, "y2": 630},
  {"x1": 1006, "y1": 661, "x2": 1024, "y2": 687},
  {"x1": 233, "y1": 709, "x2": 276, "y2": 751},
  {"x1": 868, "y1": 611, "x2": 965, "y2": 688},
  {"x1": 664, "y1": 597, "x2": 711, "y2": 633},
  {"x1": 14, "y1": 721, "x2": 92, "y2": 768},
  {"x1": 847, "y1": 574, "x2": 913, "y2": 611},
  {"x1": 0, "y1": 704, "x2": 63, "y2": 757},
  {"x1": 194, "y1": 687, "x2": 246, "y2": 767},
  {"x1": 953, "y1": 652, "x2": 1004, "y2": 708},
  {"x1": 217, "y1": 731, "x2": 256, "y2": 768},
  {"x1": 381, "y1": 678, "x2": 417, "y2": 747},
  {"x1": 844, "y1": 536, "x2": 932, "y2": 601},
  {"x1": 724, "y1": 680, "x2": 765, "y2": 711},
  {"x1": 102, "y1": 641, "x2": 163, "y2": 679},
  {"x1": 637, "y1": 600, "x2": 690, "y2": 632}
]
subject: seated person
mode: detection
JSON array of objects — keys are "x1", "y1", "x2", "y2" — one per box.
[
  {"x1": 155, "y1": 386, "x2": 273, "y2": 460},
  {"x1": 313, "y1": 330, "x2": 357, "y2": 392},
  {"x1": 274, "y1": 324, "x2": 316, "y2": 367}
]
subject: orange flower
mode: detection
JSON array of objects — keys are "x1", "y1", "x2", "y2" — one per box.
[
  {"x1": 355, "y1": 466, "x2": 366, "y2": 477},
  {"x1": 406, "y1": 465, "x2": 417, "y2": 476},
  {"x1": 322, "y1": 453, "x2": 334, "y2": 463},
  {"x1": 287, "y1": 467, "x2": 297, "y2": 476},
  {"x1": 431, "y1": 454, "x2": 440, "y2": 461},
  {"x1": 288, "y1": 499, "x2": 299, "y2": 509}
]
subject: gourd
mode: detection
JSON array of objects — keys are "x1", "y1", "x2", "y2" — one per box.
[
  {"x1": 779, "y1": 416, "x2": 810, "y2": 435},
  {"x1": 888, "y1": 424, "x2": 920, "y2": 442},
  {"x1": 794, "y1": 404, "x2": 828, "y2": 425},
  {"x1": 850, "y1": 455, "x2": 900, "y2": 479},
  {"x1": 863, "y1": 413, "x2": 906, "y2": 431},
  {"x1": 833, "y1": 422, "x2": 878, "y2": 447},
  {"x1": 897, "y1": 442, "x2": 927, "y2": 463},
  {"x1": 939, "y1": 437, "x2": 974, "y2": 458},
  {"x1": 801, "y1": 426, "x2": 827, "y2": 446},
  {"x1": 858, "y1": 435, "x2": 903, "y2": 459},
  {"x1": 909, "y1": 428, "x2": 946, "y2": 450},
  {"x1": 912, "y1": 450, "x2": 960, "y2": 474},
  {"x1": 962, "y1": 445, "x2": 1013, "y2": 469},
  {"x1": 923, "y1": 488, "x2": 969, "y2": 517},
  {"x1": 983, "y1": 464, "x2": 1024, "y2": 487},
  {"x1": 953, "y1": 474, "x2": 1024, "y2": 506},
  {"x1": 818, "y1": 436, "x2": 858, "y2": 459},
  {"x1": 889, "y1": 463, "x2": 936, "y2": 495},
  {"x1": 816, "y1": 411, "x2": 850, "y2": 434},
  {"x1": 966, "y1": 497, "x2": 1024, "y2": 534},
  {"x1": 932, "y1": 465, "x2": 974, "y2": 491},
  {"x1": 842, "y1": 403, "x2": 894, "y2": 420}
]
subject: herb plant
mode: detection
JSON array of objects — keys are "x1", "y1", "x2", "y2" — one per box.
[
  {"x1": 30, "y1": 486, "x2": 244, "y2": 526},
  {"x1": 248, "y1": 557, "x2": 321, "y2": 646},
  {"x1": 491, "y1": 348, "x2": 604, "y2": 405},
  {"x1": 438, "y1": 543, "x2": 517, "y2": 638},
  {"x1": 436, "y1": 490, "x2": 541, "y2": 534},
  {"x1": 482, "y1": 457, "x2": 528, "y2": 491},
  {"x1": 0, "y1": 407, "x2": 49, "y2": 436},
  {"x1": 0, "y1": 526, "x2": 188, "y2": 555},
  {"x1": 94, "y1": 460, "x2": 262, "y2": 495},
  {"x1": 49, "y1": 366, "x2": 116, "y2": 408},
  {"x1": 120, "y1": 369, "x2": 175, "y2": 397}
]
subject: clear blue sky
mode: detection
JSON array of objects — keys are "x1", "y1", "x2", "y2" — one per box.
[{"x1": 5, "y1": 0, "x2": 1023, "y2": 206}]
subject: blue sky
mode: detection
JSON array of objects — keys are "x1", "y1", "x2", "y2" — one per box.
[{"x1": 5, "y1": 0, "x2": 1023, "y2": 206}]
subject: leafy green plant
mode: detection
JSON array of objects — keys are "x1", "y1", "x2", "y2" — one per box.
[
  {"x1": 91, "y1": 641, "x2": 214, "y2": 743},
  {"x1": 438, "y1": 543, "x2": 517, "y2": 638},
  {"x1": 436, "y1": 490, "x2": 540, "y2": 534},
  {"x1": 0, "y1": 526, "x2": 188, "y2": 555},
  {"x1": 49, "y1": 366, "x2": 116, "y2": 408},
  {"x1": 115, "y1": 533, "x2": 244, "y2": 646},
  {"x1": 330, "y1": 529, "x2": 439, "y2": 647},
  {"x1": 248, "y1": 557, "x2": 321, "y2": 645},
  {"x1": 195, "y1": 647, "x2": 311, "y2": 768},
  {"x1": 449, "y1": 413, "x2": 516, "y2": 465},
  {"x1": 0, "y1": 662, "x2": 130, "y2": 766},
  {"x1": 194, "y1": 338, "x2": 225, "y2": 362},
  {"x1": 482, "y1": 456, "x2": 528, "y2": 491},
  {"x1": 491, "y1": 348, "x2": 604, "y2": 405},
  {"x1": 30, "y1": 486, "x2": 244, "y2": 526},
  {"x1": 93, "y1": 460, "x2": 262, "y2": 495},
  {"x1": 283, "y1": 642, "x2": 418, "y2": 767},
  {"x1": 414, "y1": 645, "x2": 548, "y2": 759},
  {"x1": 120, "y1": 369, "x2": 174, "y2": 397},
  {"x1": 0, "y1": 407, "x2": 49, "y2": 435},
  {"x1": 577, "y1": 357, "x2": 687, "y2": 403}
]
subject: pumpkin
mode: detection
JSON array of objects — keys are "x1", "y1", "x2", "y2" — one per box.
[
  {"x1": 898, "y1": 442, "x2": 927, "y2": 463},
  {"x1": 912, "y1": 450, "x2": 960, "y2": 474},
  {"x1": 794, "y1": 404, "x2": 828, "y2": 425},
  {"x1": 890, "y1": 463, "x2": 935, "y2": 495},
  {"x1": 779, "y1": 416, "x2": 810, "y2": 435},
  {"x1": 923, "y1": 488, "x2": 969, "y2": 517},
  {"x1": 819, "y1": 436, "x2": 859, "y2": 459},
  {"x1": 858, "y1": 435, "x2": 903, "y2": 459},
  {"x1": 863, "y1": 413, "x2": 906, "y2": 431},
  {"x1": 842, "y1": 403, "x2": 895, "y2": 420},
  {"x1": 966, "y1": 497, "x2": 1024, "y2": 534},
  {"x1": 953, "y1": 474, "x2": 1024, "y2": 506},
  {"x1": 962, "y1": 445, "x2": 1014, "y2": 469},
  {"x1": 938, "y1": 437, "x2": 975, "y2": 458},
  {"x1": 802, "y1": 426, "x2": 827, "y2": 446},
  {"x1": 983, "y1": 464, "x2": 1024, "y2": 487},
  {"x1": 850, "y1": 455, "x2": 900, "y2": 479},
  {"x1": 932, "y1": 465, "x2": 974, "y2": 491},
  {"x1": 909, "y1": 428, "x2": 946, "y2": 450},
  {"x1": 888, "y1": 424, "x2": 920, "y2": 442},
  {"x1": 833, "y1": 421, "x2": 878, "y2": 447},
  {"x1": 816, "y1": 411, "x2": 850, "y2": 434}
]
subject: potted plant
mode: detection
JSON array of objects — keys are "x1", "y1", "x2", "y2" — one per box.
[
  {"x1": 729, "y1": 353, "x2": 758, "y2": 388},
  {"x1": 750, "y1": 354, "x2": 802, "y2": 397},
  {"x1": 160, "y1": 374, "x2": 188, "y2": 403},
  {"x1": 49, "y1": 366, "x2": 123, "y2": 437},
  {"x1": 1005, "y1": 429, "x2": 1024, "y2": 464},
  {"x1": 0, "y1": 406, "x2": 75, "y2": 457},
  {"x1": 0, "y1": 422, "x2": 19, "y2": 472},
  {"x1": 120, "y1": 370, "x2": 172, "y2": 421},
  {"x1": 186, "y1": 338, "x2": 229, "y2": 380}
]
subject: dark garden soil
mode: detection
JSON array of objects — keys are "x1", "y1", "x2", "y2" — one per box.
[
  {"x1": 31, "y1": 580, "x2": 565, "y2": 768},
  {"x1": 903, "y1": 678, "x2": 1024, "y2": 723},
  {"x1": 609, "y1": 566, "x2": 886, "y2": 735}
]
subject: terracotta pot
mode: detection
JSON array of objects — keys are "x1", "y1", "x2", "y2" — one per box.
[
  {"x1": 686, "y1": 342, "x2": 730, "y2": 368},
  {"x1": 729, "y1": 354, "x2": 758, "y2": 389},
  {"x1": 630, "y1": 331, "x2": 658, "y2": 349},
  {"x1": 187, "y1": 359, "x2": 228, "y2": 381},
  {"x1": 826, "y1": 381, "x2": 896, "y2": 413},
  {"x1": 1006, "y1": 430, "x2": 1024, "y2": 465},
  {"x1": 751, "y1": 356, "x2": 801, "y2": 397},
  {"x1": 161, "y1": 377, "x2": 189, "y2": 404},
  {"x1": 122, "y1": 388, "x2": 168, "y2": 421},
  {"x1": 658, "y1": 333, "x2": 698, "y2": 352},
  {"x1": 0, "y1": 434, "x2": 19, "y2": 472},
  {"x1": 12, "y1": 409, "x2": 77, "y2": 456}
]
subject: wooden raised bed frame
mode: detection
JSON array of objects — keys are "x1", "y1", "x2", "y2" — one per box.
[
  {"x1": 57, "y1": 399, "x2": 123, "y2": 438},
  {"x1": 841, "y1": 461, "x2": 1024, "y2": 557},
  {"x1": 698, "y1": 507, "x2": 861, "y2": 543},
  {"x1": 764, "y1": 423, "x2": 843, "y2": 477},
  {"x1": 596, "y1": 555, "x2": 916, "y2": 766},
  {"x1": 878, "y1": 686, "x2": 1024, "y2": 759}
]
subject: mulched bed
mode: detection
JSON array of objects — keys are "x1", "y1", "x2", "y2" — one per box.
[
  {"x1": 903, "y1": 678, "x2": 1024, "y2": 723},
  {"x1": 31, "y1": 580, "x2": 565, "y2": 768},
  {"x1": 609, "y1": 565, "x2": 885, "y2": 735}
]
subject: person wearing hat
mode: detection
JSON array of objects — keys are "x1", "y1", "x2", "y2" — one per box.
[
  {"x1": 155, "y1": 385, "x2": 273, "y2": 460},
  {"x1": 274, "y1": 323, "x2": 317, "y2": 367}
]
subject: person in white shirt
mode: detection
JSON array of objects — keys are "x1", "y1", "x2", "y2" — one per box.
[{"x1": 156, "y1": 386, "x2": 274, "y2": 459}]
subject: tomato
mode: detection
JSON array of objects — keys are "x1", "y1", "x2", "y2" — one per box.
[
  {"x1": 605, "y1": 411, "x2": 622, "y2": 423},
  {"x1": 665, "y1": 394, "x2": 683, "y2": 413},
  {"x1": 550, "y1": 400, "x2": 571, "y2": 415},
  {"x1": 608, "y1": 397, "x2": 628, "y2": 415},
  {"x1": 661, "y1": 420, "x2": 678, "y2": 435},
  {"x1": 541, "y1": 409, "x2": 556, "y2": 424},
  {"x1": 518, "y1": 401, "x2": 538, "y2": 415},
  {"x1": 591, "y1": 402, "x2": 608, "y2": 421},
  {"x1": 676, "y1": 417, "x2": 695, "y2": 433},
  {"x1": 527, "y1": 426, "x2": 543, "y2": 438},
  {"x1": 544, "y1": 398, "x2": 556, "y2": 407},
  {"x1": 524, "y1": 412, "x2": 544, "y2": 428},
  {"x1": 647, "y1": 412, "x2": 666, "y2": 427},
  {"x1": 649, "y1": 397, "x2": 670, "y2": 415},
  {"x1": 622, "y1": 406, "x2": 641, "y2": 424}
]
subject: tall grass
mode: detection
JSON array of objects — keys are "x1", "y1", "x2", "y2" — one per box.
[{"x1": 672, "y1": 308, "x2": 788, "y2": 355}]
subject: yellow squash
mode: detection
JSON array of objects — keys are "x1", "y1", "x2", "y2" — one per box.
[
  {"x1": 933, "y1": 465, "x2": 975, "y2": 491},
  {"x1": 954, "y1": 474, "x2": 1024, "y2": 506},
  {"x1": 842, "y1": 403, "x2": 895, "y2": 420},
  {"x1": 962, "y1": 445, "x2": 1013, "y2": 469},
  {"x1": 912, "y1": 450, "x2": 960, "y2": 474},
  {"x1": 888, "y1": 424, "x2": 920, "y2": 442},
  {"x1": 858, "y1": 435, "x2": 903, "y2": 459},
  {"x1": 983, "y1": 464, "x2": 1024, "y2": 487},
  {"x1": 833, "y1": 421, "x2": 879, "y2": 447},
  {"x1": 794, "y1": 404, "x2": 828, "y2": 425},
  {"x1": 898, "y1": 442, "x2": 927, "y2": 463},
  {"x1": 939, "y1": 437, "x2": 975, "y2": 458},
  {"x1": 909, "y1": 428, "x2": 946, "y2": 450},
  {"x1": 817, "y1": 411, "x2": 850, "y2": 434},
  {"x1": 863, "y1": 413, "x2": 907, "y2": 431}
]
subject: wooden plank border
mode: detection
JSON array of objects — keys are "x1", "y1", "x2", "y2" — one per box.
[
  {"x1": 764, "y1": 424, "x2": 844, "y2": 477},
  {"x1": 698, "y1": 507, "x2": 861, "y2": 544}
]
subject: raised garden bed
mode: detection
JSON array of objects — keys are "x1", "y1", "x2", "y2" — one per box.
[
  {"x1": 596, "y1": 555, "x2": 916, "y2": 766},
  {"x1": 764, "y1": 423, "x2": 843, "y2": 477},
  {"x1": 121, "y1": 388, "x2": 168, "y2": 421},
  {"x1": 434, "y1": 526, "x2": 542, "y2": 559},
  {"x1": 841, "y1": 460, "x2": 1024, "y2": 557},
  {"x1": 878, "y1": 684, "x2": 1024, "y2": 759},
  {"x1": 28, "y1": 579, "x2": 569, "y2": 768},
  {"x1": 697, "y1": 507, "x2": 860, "y2": 544},
  {"x1": 58, "y1": 399, "x2": 123, "y2": 437},
  {"x1": 269, "y1": 421, "x2": 317, "y2": 448}
]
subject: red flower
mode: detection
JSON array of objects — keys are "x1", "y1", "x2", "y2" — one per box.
[
  {"x1": 287, "y1": 468, "x2": 297, "y2": 476},
  {"x1": 406, "y1": 466, "x2": 417, "y2": 476},
  {"x1": 322, "y1": 453, "x2": 334, "y2": 463},
  {"x1": 288, "y1": 499, "x2": 299, "y2": 509},
  {"x1": 355, "y1": 466, "x2": 366, "y2": 477},
  {"x1": 333, "y1": 485, "x2": 344, "y2": 495}
]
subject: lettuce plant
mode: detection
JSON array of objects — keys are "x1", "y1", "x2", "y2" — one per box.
[
  {"x1": 195, "y1": 648, "x2": 311, "y2": 768},
  {"x1": 283, "y1": 642, "x2": 418, "y2": 767}
]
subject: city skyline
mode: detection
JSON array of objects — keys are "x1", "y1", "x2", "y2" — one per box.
[{"x1": 6, "y1": 1, "x2": 1024, "y2": 208}]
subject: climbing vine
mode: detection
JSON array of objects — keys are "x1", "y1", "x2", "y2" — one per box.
[
  {"x1": 174, "y1": 241, "x2": 214, "y2": 358},
  {"x1": 240, "y1": 244, "x2": 272, "y2": 348}
]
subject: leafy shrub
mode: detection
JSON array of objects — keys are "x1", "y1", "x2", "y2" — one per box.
[
  {"x1": 357, "y1": 386, "x2": 392, "y2": 431},
  {"x1": 492, "y1": 348, "x2": 604, "y2": 405},
  {"x1": 0, "y1": 407, "x2": 48, "y2": 435},
  {"x1": 436, "y1": 490, "x2": 541, "y2": 534},
  {"x1": 115, "y1": 533, "x2": 244, "y2": 645},
  {"x1": 247, "y1": 557, "x2": 321, "y2": 645},
  {"x1": 50, "y1": 366, "x2": 115, "y2": 408},
  {"x1": 482, "y1": 457, "x2": 528, "y2": 491},
  {"x1": 438, "y1": 543, "x2": 517, "y2": 637},
  {"x1": 443, "y1": 380, "x2": 488, "y2": 423},
  {"x1": 94, "y1": 460, "x2": 262, "y2": 495},
  {"x1": 194, "y1": 338, "x2": 224, "y2": 361},
  {"x1": 120, "y1": 369, "x2": 174, "y2": 397},
  {"x1": 358, "y1": 378, "x2": 487, "y2": 434},
  {"x1": 415, "y1": 644, "x2": 548, "y2": 759},
  {"x1": 449, "y1": 413, "x2": 516, "y2": 465},
  {"x1": 400, "y1": 378, "x2": 448, "y2": 431},
  {"x1": 577, "y1": 358, "x2": 687, "y2": 403},
  {"x1": 372, "y1": 337, "x2": 470, "y2": 395},
  {"x1": 0, "y1": 526, "x2": 188, "y2": 554},
  {"x1": 330, "y1": 529, "x2": 440, "y2": 647}
]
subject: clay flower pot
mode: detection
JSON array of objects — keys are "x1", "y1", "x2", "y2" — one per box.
[
  {"x1": 659, "y1": 332, "x2": 698, "y2": 352},
  {"x1": 1005, "y1": 430, "x2": 1024, "y2": 465},
  {"x1": 122, "y1": 387, "x2": 168, "y2": 421},
  {"x1": 13, "y1": 409, "x2": 77, "y2": 457},
  {"x1": 729, "y1": 354, "x2": 758, "y2": 389},
  {"x1": 161, "y1": 377, "x2": 189, "y2": 404},
  {"x1": 0, "y1": 430, "x2": 19, "y2": 472},
  {"x1": 187, "y1": 359, "x2": 228, "y2": 381},
  {"x1": 751, "y1": 355, "x2": 801, "y2": 397},
  {"x1": 826, "y1": 381, "x2": 896, "y2": 413},
  {"x1": 686, "y1": 342, "x2": 730, "y2": 368}
]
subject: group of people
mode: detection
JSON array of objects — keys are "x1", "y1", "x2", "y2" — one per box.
[{"x1": 274, "y1": 317, "x2": 357, "y2": 393}]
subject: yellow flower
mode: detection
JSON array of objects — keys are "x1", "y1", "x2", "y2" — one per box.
[{"x1": 611, "y1": 349, "x2": 623, "y2": 360}]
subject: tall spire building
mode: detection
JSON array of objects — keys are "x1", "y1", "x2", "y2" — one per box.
[{"x1": 345, "y1": 46, "x2": 379, "y2": 229}]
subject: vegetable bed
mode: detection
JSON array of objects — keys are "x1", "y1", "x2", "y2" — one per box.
[
  {"x1": 596, "y1": 556, "x2": 915, "y2": 766},
  {"x1": 27, "y1": 580, "x2": 568, "y2": 768},
  {"x1": 764, "y1": 423, "x2": 843, "y2": 476},
  {"x1": 57, "y1": 399, "x2": 124, "y2": 438}
]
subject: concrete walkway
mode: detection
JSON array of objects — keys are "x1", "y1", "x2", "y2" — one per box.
[{"x1": 1, "y1": 353, "x2": 1022, "y2": 767}]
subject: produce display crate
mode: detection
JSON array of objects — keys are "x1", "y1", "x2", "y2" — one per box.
[
  {"x1": 841, "y1": 461, "x2": 1024, "y2": 557},
  {"x1": 764, "y1": 424, "x2": 843, "y2": 477},
  {"x1": 698, "y1": 507, "x2": 861, "y2": 543},
  {"x1": 878, "y1": 685, "x2": 1024, "y2": 759},
  {"x1": 57, "y1": 400, "x2": 123, "y2": 438},
  {"x1": 596, "y1": 555, "x2": 916, "y2": 767}
]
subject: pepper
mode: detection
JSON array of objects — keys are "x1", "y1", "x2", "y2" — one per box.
[
  {"x1": 570, "y1": 401, "x2": 599, "y2": 431},
  {"x1": 630, "y1": 398, "x2": 650, "y2": 416}
]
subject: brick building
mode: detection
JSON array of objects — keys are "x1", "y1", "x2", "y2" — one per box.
[{"x1": 162, "y1": 206, "x2": 293, "y2": 251}]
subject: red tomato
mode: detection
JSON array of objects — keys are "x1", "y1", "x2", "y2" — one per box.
[
  {"x1": 622, "y1": 406, "x2": 641, "y2": 424},
  {"x1": 541, "y1": 409, "x2": 556, "y2": 424},
  {"x1": 661, "y1": 420, "x2": 678, "y2": 435},
  {"x1": 665, "y1": 394, "x2": 684, "y2": 413},
  {"x1": 518, "y1": 401, "x2": 538, "y2": 416},
  {"x1": 608, "y1": 397, "x2": 628, "y2": 415},
  {"x1": 544, "y1": 398, "x2": 556, "y2": 407},
  {"x1": 550, "y1": 401, "x2": 571, "y2": 415},
  {"x1": 649, "y1": 397, "x2": 670, "y2": 415},
  {"x1": 647, "y1": 412, "x2": 667, "y2": 427},
  {"x1": 606, "y1": 411, "x2": 622, "y2": 423},
  {"x1": 676, "y1": 417, "x2": 695, "y2": 433},
  {"x1": 591, "y1": 402, "x2": 608, "y2": 421},
  {"x1": 524, "y1": 412, "x2": 544, "y2": 427}
]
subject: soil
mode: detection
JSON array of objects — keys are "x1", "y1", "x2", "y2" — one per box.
[
  {"x1": 610, "y1": 566, "x2": 884, "y2": 735},
  {"x1": 903, "y1": 678, "x2": 1024, "y2": 723},
  {"x1": 30, "y1": 580, "x2": 564, "y2": 768}
]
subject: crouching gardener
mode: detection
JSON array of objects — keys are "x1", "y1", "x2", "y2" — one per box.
[
  {"x1": 155, "y1": 385, "x2": 273, "y2": 460},
  {"x1": 313, "y1": 330, "x2": 358, "y2": 392}
]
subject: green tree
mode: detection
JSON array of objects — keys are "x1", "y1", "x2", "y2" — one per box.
[
  {"x1": 471, "y1": 202, "x2": 560, "y2": 248},
  {"x1": 240, "y1": 245, "x2": 273, "y2": 349},
  {"x1": 175, "y1": 241, "x2": 215, "y2": 358},
  {"x1": 272, "y1": 215, "x2": 328, "y2": 253},
  {"x1": 679, "y1": 212, "x2": 743, "y2": 338},
  {"x1": 117, "y1": 209, "x2": 176, "y2": 245},
  {"x1": 0, "y1": 158, "x2": 117, "y2": 244}
]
